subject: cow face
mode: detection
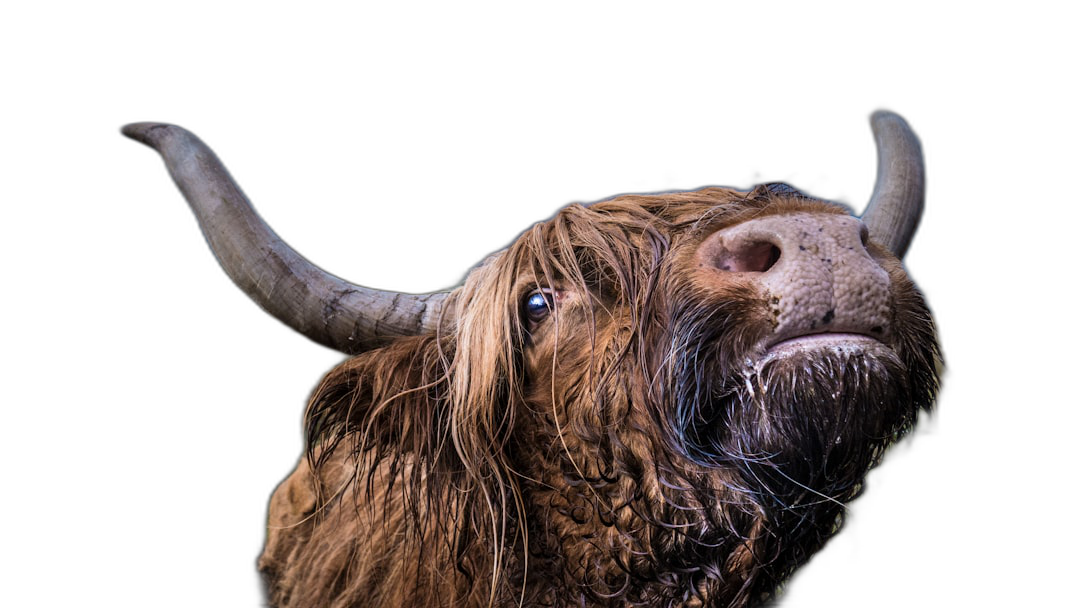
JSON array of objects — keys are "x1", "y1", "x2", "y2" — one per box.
[{"x1": 490, "y1": 186, "x2": 938, "y2": 602}]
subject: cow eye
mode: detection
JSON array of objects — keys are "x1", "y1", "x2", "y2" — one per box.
[{"x1": 523, "y1": 290, "x2": 555, "y2": 323}]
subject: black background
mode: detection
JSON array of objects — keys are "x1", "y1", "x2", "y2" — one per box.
[{"x1": 48, "y1": 54, "x2": 1028, "y2": 604}]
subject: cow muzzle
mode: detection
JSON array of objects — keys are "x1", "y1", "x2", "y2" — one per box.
[{"x1": 696, "y1": 213, "x2": 893, "y2": 354}]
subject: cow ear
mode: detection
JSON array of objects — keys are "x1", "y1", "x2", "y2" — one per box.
[
  {"x1": 304, "y1": 334, "x2": 456, "y2": 473},
  {"x1": 302, "y1": 251, "x2": 524, "y2": 506}
]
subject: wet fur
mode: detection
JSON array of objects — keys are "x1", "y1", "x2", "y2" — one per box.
[{"x1": 258, "y1": 186, "x2": 940, "y2": 607}]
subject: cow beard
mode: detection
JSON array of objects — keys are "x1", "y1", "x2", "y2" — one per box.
[
  {"x1": 654, "y1": 310, "x2": 934, "y2": 604},
  {"x1": 518, "y1": 326, "x2": 934, "y2": 606},
  {"x1": 685, "y1": 342, "x2": 919, "y2": 509}
]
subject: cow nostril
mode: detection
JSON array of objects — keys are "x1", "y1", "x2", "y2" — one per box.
[{"x1": 714, "y1": 240, "x2": 781, "y2": 273}]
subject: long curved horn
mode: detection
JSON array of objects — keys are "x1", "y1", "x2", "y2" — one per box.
[
  {"x1": 123, "y1": 123, "x2": 448, "y2": 354},
  {"x1": 861, "y1": 111, "x2": 925, "y2": 259}
]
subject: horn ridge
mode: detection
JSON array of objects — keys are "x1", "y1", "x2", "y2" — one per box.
[
  {"x1": 862, "y1": 110, "x2": 926, "y2": 259},
  {"x1": 123, "y1": 122, "x2": 448, "y2": 354}
]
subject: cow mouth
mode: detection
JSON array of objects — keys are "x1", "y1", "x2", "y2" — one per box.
[
  {"x1": 760, "y1": 332, "x2": 888, "y2": 362},
  {"x1": 769, "y1": 331, "x2": 881, "y2": 350}
]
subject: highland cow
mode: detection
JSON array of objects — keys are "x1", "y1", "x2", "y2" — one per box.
[{"x1": 124, "y1": 112, "x2": 940, "y2": 607}]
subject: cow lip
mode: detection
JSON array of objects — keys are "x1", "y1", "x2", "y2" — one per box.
[{"x1": 763, "y1": 332, "x2": 885, "y2": 357}]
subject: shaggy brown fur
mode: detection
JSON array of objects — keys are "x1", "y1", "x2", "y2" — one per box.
[{"x1": 258, "y1": 185, "x2": 940, "y2": 607}]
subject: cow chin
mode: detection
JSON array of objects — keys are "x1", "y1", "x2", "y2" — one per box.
[{"x1": 685, "y1": 337, "x2": 919, "y2": 510}]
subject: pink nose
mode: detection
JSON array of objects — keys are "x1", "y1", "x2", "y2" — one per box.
[{"x1": 696, "y1": 213, "x2": 893, "y2": 344}]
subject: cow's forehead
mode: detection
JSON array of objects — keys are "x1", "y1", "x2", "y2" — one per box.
[
  {"x1": 483, "y1": 188, "x2": 856, "y2": 294},
  {"x1": 570, "y1": 187, "x2": 852, "y2": 233}
]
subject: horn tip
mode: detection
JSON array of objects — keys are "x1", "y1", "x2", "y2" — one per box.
[
  {"x1": 870, "y1": 109, "x2": 902, "y2": 121},
  {"x1": 121, "y1": 122, "x2": 180, "y2": 148},
  {"x1": 870, "y1": 110, "x2": 914, "y2": 133}
]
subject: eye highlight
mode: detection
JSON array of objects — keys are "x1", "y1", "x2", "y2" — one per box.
[{"x1": 523, "y1": 290, "x2": 555, "y2": 323}]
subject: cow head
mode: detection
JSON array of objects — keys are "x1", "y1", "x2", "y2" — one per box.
[{"x1": 125, "y1": 112, "x2": 939, "y2": 606}]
